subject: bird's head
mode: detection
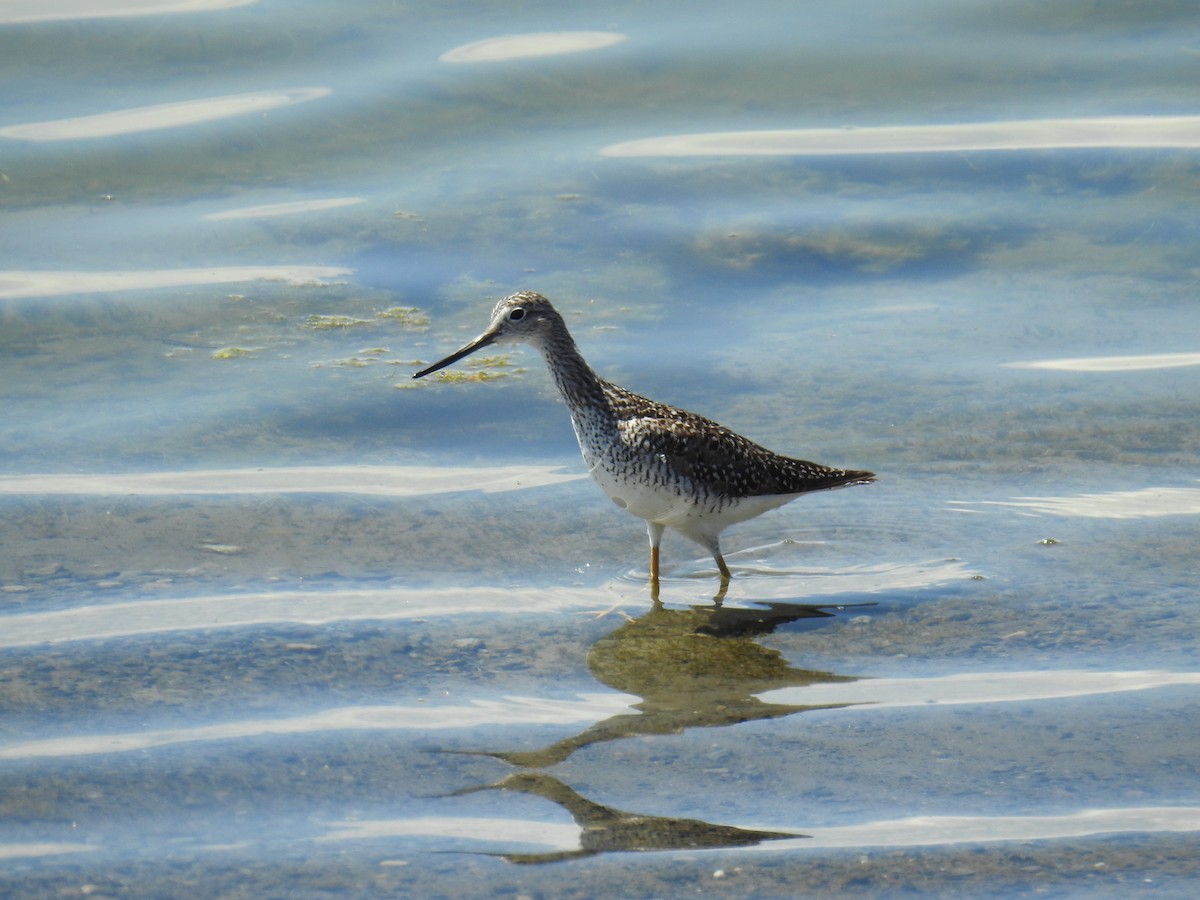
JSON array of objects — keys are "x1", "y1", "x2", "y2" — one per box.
[{"x1": 413, "y1": 291, "x2": 564, "y2": 378}]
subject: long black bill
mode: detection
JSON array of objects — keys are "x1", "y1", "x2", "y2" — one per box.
[{"x1": 412, "y1": 331, "x2": 497, "y2": 379}]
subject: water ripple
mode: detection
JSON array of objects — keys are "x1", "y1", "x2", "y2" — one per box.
[
  {"x1": 0, "y1": 585, "x2": 603, "y2": 648},
  {"x1": 948, "y1": 485, "x2": 1200, "y2": 519},
  {"x1": 759, "y1": 669, "x2": 1200, "y2": 709},
  {"x1": 203, "y1": 197, "x2": 365, "y2": 221},
  {"x1": 0, "y1": 694, "x2": 637, "y2": 760},
  {"x1": 0, "y1": 0, "x2": 256, "y2": 24},
  {"x1": 0, "y1": 464, "x2": 584, "y2": 497},
  {"x1": 1004, "y1": 352, "x2": 1200, "y2": 372},
  {"x1": 601, "y1": 116, "x2": 1200, "y2": 157},
  {"x1": 314, "y1": 806, "x2": 1200, "y2": 853},
  {"x1": 439, "y1": 32, "x2": 626, "y2": 63},
  {"x1": 3, "y1": 670, "x2": 1192, "y2": 760},
  {"x1": 0, "y1": 87, "x2": 329, "y2": 141},
  {"x1": 0, "y1": 266, "x2": 350, "y2": 299}
]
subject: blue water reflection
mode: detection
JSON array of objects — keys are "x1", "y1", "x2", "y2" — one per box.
[{"x1": 2, "y1": 0, "x2": 1200, "y2": 895}]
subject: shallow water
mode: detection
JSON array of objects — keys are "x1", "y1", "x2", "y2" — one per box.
[{"x1": 3, "y1": 1, "x2": 1200, "y2": 896}]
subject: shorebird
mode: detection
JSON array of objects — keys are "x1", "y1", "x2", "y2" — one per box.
[{"x1": 414, "y1": 292, "x2": 874, "y2": 594}]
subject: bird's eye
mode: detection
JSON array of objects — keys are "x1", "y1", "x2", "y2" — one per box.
[{"x1": 509, "y1": 308, "x2": 526, "y2": 321}]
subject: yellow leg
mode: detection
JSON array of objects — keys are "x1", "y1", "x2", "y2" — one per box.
[
  {"x1": 713, "y1": 577, "x2": 729, "y2": 605},
  {"x1": 714, "y1": 552, "x2": 731, "y2": 605},
  {"x1": 646, "y1": 522, "x2": 665, "y2": 599}
]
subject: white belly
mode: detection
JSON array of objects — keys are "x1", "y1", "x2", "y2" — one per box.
[
  {"x1": 590, "y1": 461, "x2": 693, "y2": 524},
  {"x1": 585, "y1": 447, "x2": 798, "y2": 530}
]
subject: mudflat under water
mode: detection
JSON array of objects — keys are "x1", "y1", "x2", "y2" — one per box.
[{"x1": 2, "y1": 1, "x2": 1199, "y2": 896}]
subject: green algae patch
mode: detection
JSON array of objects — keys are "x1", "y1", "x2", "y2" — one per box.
[
  {"x1": 304, "y1": 308, "x2": 428, "y2": 333},
  {"x1": 432, "y1": 369, "x2": 511, "y2": 384},
  {"x1": 306, "y1": 314, "x2": 374, "y2": 329},
  {"x1": 211, "y1": 347, "x2": 260, "y2": 359},
  {"x1": 376, "y1": 306, "x2": 430, "y2": 328},
  {"x1": 464, "y1": 354, "x2": 514, "y2": 369},
  {"x1": 403, "y1": 352, "x2": 523, "y2": 385}
]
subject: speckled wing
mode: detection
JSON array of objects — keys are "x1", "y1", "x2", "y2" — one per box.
[{"x1": 614, "y1": 398, "x2": 875, "y2": 500}]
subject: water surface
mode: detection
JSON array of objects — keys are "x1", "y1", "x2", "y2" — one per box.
[{"x1": 2, "y1": 1, "x2": 1199, "y2": 896}]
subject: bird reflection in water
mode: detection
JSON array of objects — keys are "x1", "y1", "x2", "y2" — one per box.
[
  {"x1": 484, "y1": 599, "x2": 866, "y2": 768},
  {"x1": 455, "y1": 772, "x2": 803, "y2": 863}
]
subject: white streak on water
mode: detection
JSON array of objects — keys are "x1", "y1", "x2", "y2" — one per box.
[
  {"x1": 0, "y1": 559, "x2": 969, "y2": 648},
  {"x1": 948, "y1": 486, "x2": 1200, "y2": 519},
  {"x1": 313, "y1": 806, "x2": 1200, "y2": 852},
  {"x1": 0, "y1": 585, "x2": 601, "y2": 648},
  {"x1": 0, "y1": 87, "x2": 329, "y2": 141},
  {"x1": 319, "y1": 816, "x2": 580, "y2": 848},
  {"x1": 792, "y1": 806, "x2": 1200, "y2": 850},
  {"x1": 2, "y1": 671, "x2": 1195, "y2": 760},
  {"x1": 0, "y1": 694, "x2": 640, "y2": 760},
  {"x1": 440, "y1": 32, "x2": 626, "y2": 63},
  {"x1": 203, "y1": 197, "x2": 365, "y2": 221},
  {"x1": 0, "y1": 266, "x2": 350, "y2": 298},
  {"x1": 601, "y1": 116, "x2": 1200, "y2": 157},
  {"x1": 0, "y1": 842, "x2": 97, "y2": 861},
  {"x1": 0, "y1": 0, "x2": 256, "y2": 24},
  {"x1": 1004, "y1": 352, "x2": 1200, "y2": 372},
  {"x1": 0, "y1": 465, "x2": 584, "y2": 498},
  {"x1": 759, "y1": 669, "x2": 1200, "y2": 709}
]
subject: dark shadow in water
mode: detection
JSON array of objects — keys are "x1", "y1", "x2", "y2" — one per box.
[
  {"x1": 454, "y1": 772, "x2": 803, "y2": 863},
  {"x1": 477, "y1": 600, "x2": 866, "y2": 768}
]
